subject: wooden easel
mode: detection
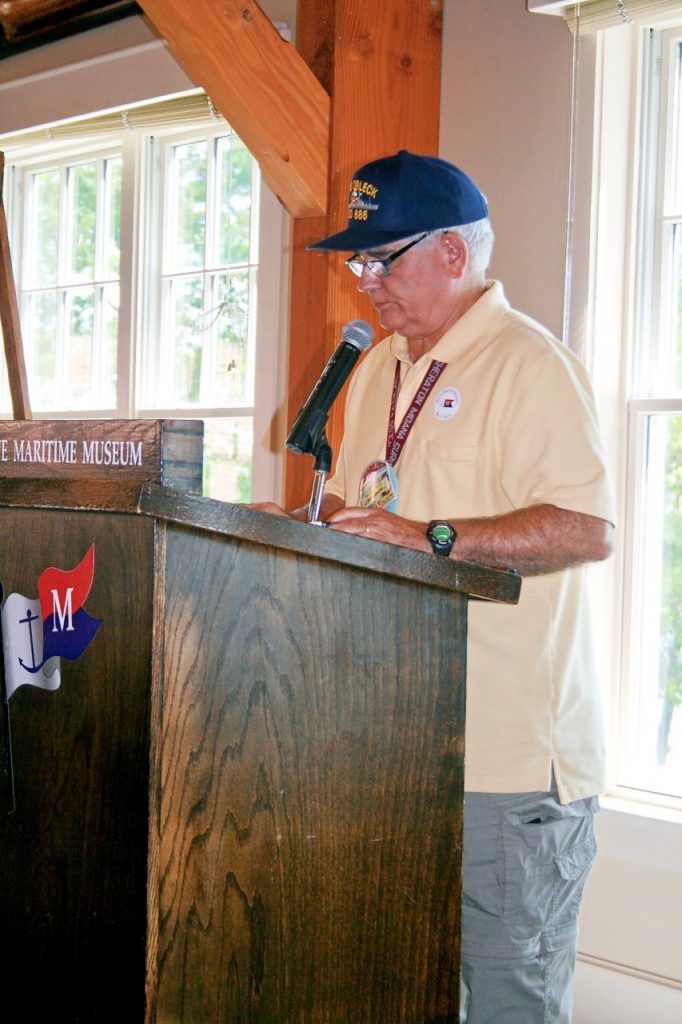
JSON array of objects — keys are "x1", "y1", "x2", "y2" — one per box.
[{"x1": 0, "y1": 152, "x2": 31, "y2": 420}]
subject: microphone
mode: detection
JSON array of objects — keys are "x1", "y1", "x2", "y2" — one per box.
[{"x1": 286, "y1": 319, "x2": 374, "y2": 455}]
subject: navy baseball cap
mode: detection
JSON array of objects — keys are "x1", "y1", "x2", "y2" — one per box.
[{"x1": 307, "y1": 149, "x2": 488, "y2": 252}]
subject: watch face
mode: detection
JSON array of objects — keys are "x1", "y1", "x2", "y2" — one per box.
[{"x1": 427, "y1": 520, "x2": 456, "y2": 554}]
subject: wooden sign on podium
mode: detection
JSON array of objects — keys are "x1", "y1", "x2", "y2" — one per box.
[{"x1": 0, "y1": 420, "x2": 520, "y2": 1023}]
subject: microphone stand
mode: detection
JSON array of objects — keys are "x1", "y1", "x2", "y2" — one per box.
[{"x1": 306, "y1": 429, "x2": 332, "y2": 525}]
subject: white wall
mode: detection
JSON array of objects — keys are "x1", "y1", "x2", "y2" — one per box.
[{"x1": 573, "y1": 806, "x2": 682, "y2": 1023}]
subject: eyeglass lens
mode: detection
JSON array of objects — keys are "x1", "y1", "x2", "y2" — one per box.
[{"x1": 345, "y1": 232, "x2": 429, "y2": 277}]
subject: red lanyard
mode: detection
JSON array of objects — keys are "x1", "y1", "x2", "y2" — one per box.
[{"x1": 385, "y1": 358, "x2": 446, "y2": 466}]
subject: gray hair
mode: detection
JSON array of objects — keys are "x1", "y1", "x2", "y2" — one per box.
[
  {"x1": 417, "y1": 218, "x2": 494, "y2": 276},
  {"x1": 447, "y1": 218, "x2": 495, "y2": 274},
  {"x1": 388, "y1": 220, "x2": 495, "y2": 275}
]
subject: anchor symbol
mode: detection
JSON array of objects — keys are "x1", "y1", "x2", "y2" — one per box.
[{"x1": 18, "y1": 607, "x2": 47, "y2": 675}]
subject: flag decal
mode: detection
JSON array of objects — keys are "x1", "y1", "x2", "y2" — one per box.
[{"x1": 1, "y1": 545, "x2": 103, "y2": 700}]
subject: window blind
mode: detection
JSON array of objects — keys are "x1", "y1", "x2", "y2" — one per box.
[
  {"x1": 0, "y1": 90, "x2": 226, "y2": 151},
  {"x1": 530, "y1": 0, "x2": 682, "y2": 32}
]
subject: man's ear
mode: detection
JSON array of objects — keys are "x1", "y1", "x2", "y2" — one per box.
[{"x1": 440, "y1": 231, "x2": 468, "y2": 277}]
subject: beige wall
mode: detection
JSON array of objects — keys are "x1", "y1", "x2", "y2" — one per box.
[
  {"x1": 440, "y1": 0, "x2": 574, "y2": 341},
  {"x1": 0, "y1": 17, "x2": 192, "y2": 131}
]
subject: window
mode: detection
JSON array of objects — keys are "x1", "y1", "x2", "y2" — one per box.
[
  {"x1": 620, "y1": 25, "x2": 682, "y2": 803},
  {"x1": 18, "y1": 149, "x2": 122, "y2": 411},
  {"x1": 0, "y1": 93, "x2": 284, "y2": 502},
  {"x1": 590, "y1": 19, "x2": 682, "y2": 809}
]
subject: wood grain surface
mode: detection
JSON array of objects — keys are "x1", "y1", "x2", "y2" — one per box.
[
  {"x1": 151, "y1": 522, "x2": 467, "y2": 1022},
  {"x1": 0, "y1": 507, "x2": 154, "y2": 1021},
  {"x1": 0, "y1": 476, "x2": 519, "y2": 1022}
]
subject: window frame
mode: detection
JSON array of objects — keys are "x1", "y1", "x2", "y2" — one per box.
[
  {"x1": 587, "y1": 19, "x2": 682, "y2": 814},
  {"x1": 0, "y1": 97, "x2": 286, "y2": 503}
]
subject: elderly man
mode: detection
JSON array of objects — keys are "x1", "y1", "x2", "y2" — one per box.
[{"x1": 258, "y1": 150, "x2": 615, "y2": 1024}]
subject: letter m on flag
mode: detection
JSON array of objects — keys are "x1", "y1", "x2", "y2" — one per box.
[{"x1": 38, "y1": 545, "x2": 102, "y2": 662}]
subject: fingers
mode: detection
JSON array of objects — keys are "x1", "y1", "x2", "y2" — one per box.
[{"x1": 327, "y1": 507, "x2": 377, "y2": 535}]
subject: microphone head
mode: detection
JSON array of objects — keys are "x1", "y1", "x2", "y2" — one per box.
[{"x1": 342, "y1": 319, "x2": 374, "y2": 352}]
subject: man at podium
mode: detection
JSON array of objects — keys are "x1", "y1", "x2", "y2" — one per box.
[{"x1": 257, "y1": 150, "x2": 615, "y2": 1024}]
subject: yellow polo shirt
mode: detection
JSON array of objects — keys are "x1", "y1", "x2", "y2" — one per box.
[{"x1": 325, "y1": 281, "x2": 615, "y2": 803}]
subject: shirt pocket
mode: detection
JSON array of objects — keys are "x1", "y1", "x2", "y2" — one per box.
[{"x1": 412, "y1": 442, "x2": 481, "y2": 515}]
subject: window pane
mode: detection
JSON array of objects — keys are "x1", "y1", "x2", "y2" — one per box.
[
  {"x1": 148, "y1": 127, "x2": 257, "y2": 413},
  {"x1": 15, "y1": 152, "x2": 122, "y2": 414},
  {"x1": 622, "y1": 413, "x2": 682, "y2": 798},
  {"x1": 26, "y1": 291, "x2": 58, "y2": 406},
  {"x1": 202, "y1": 416, "x2": 253, "y2": 501},
  {"x1": 211, "y1": 268, "x2": 251, "y2": 405},
  {"x1": 65, "y1": 287, "x2": 94, "y2": 403},
  {"x1": 669, "y1": 41, "x2": 682, "y2": 213},
  {"x1": 104, "y1": 157, "x2": 122, "y2": 279},
  {"x1": 217, "y1": 135, "x2": 252, "y2": 265},
  {"x1": 68, "y1": 162, "x2": 96, "y2": 282},
  {"x1": 101, "y1": 282, "x2": 119, "y2": 406},
  {"x1": 658, "y1": 414, "x2": 682, "y2": 792},
  {"x1": 27, "y1": 169, "x2": 59, "y2": 287},
  {"x1": 672, "y1": 223, "x2": 682, "y2": 393},
  {"x1": 168, "y1": 140, "x2": 207, "y2": 271},
  {"x1": 167, "y1": 275, "x2": 204, "y2": 404}
]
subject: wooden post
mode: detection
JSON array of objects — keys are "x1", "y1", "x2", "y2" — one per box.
[
  {"x1": 285, "y1": 0, "x2": 443, "y2": 508},
  {"x1": 0, "y1": 153, "x2": 31, "y2": 419}
]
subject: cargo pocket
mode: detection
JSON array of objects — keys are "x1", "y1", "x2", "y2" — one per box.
[
  {"x1": 551, "y1": 835, "x2": 597, "y2": 932},
  {"x1": 501, "y1": 800, "x2": 597, "y2": 946}
]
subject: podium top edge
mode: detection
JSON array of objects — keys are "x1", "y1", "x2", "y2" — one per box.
[
  {"x1": 140, "y1": 484, "x2": 522, "y2": 605},
  {"x1": 0, "y1": 476, "x2": 522, "y2": 604}
]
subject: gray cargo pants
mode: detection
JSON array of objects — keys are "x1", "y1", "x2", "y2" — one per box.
[{"x1": 460, "y1": 781, "x2": 598, "y2": 1024}]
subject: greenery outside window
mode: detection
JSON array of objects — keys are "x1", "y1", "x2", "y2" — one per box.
[{"x1": 0, "y1": 92, "x2": 283, "y2": 503}]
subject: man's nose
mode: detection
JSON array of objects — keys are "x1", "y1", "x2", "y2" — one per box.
[{"x1": 356, "y1": 266, "x2": 379, "y2": 292}]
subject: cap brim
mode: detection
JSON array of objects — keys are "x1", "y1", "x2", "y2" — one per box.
[{"x1": 306, "y1": 226, "x2": 420, "y2": 252}]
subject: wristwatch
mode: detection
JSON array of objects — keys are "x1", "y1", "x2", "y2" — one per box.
[{"x1": 426, "y1": 520, "x2": 457, "y2": 556}]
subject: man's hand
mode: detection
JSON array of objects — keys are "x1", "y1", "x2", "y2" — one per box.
[{"x1": 327, "y1": 506, "x2": 431, "y2": 551}]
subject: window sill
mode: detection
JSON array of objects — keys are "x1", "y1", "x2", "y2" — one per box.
[{"x1": 600, "y1": 791, "x2": 682, "y2": 827}]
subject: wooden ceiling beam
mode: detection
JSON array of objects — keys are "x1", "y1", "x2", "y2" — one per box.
[{"x1": 137, "y1": 0, "x2": 330, "y2": 218}]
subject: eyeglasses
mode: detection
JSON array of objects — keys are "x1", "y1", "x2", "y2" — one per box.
[{"x1": 345, "y1": 232, "x2": 430, "y2": 278}]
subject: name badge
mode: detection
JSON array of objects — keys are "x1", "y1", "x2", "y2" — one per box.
[{"x1": 358, "y1": 460, "x2": 399, "y2": 513}]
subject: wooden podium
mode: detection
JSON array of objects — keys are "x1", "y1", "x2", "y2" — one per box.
[{"x1": 0, "y1": 420, "x2": 520, "y2": 1024}]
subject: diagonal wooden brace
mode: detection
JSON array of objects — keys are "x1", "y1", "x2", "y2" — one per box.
[{"x1": 0, "y1": 152, "x2": 31, "y2": 420}]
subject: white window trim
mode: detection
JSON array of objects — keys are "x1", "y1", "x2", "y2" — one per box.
[{"x1": 585, "y1": 20, "x2": 682, "y2": 818}]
